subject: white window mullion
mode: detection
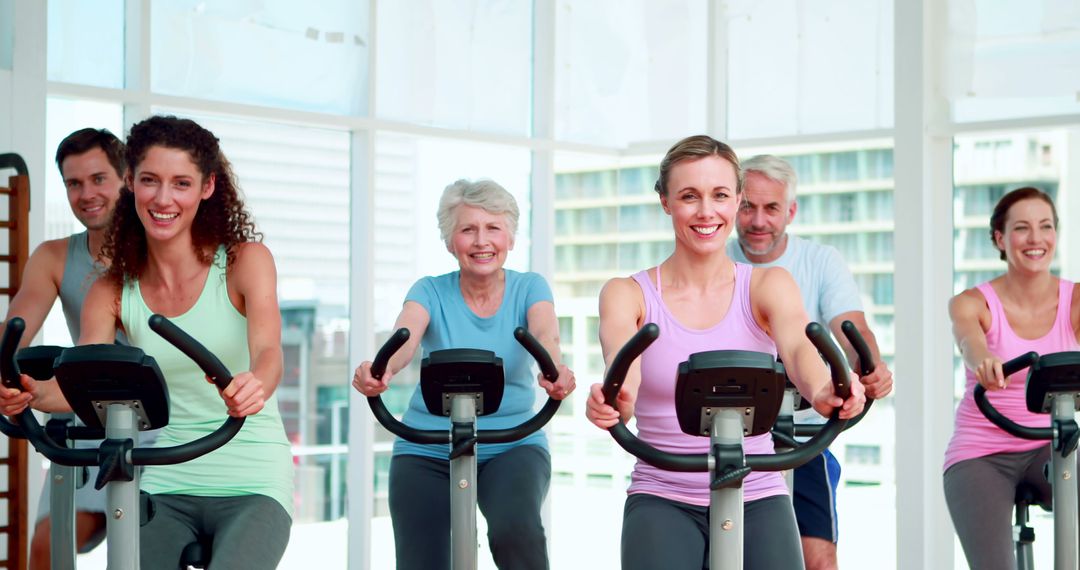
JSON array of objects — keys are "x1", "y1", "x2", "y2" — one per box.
[{"x1": 893, "y1": 1, "x2": 955, "y2": 568}]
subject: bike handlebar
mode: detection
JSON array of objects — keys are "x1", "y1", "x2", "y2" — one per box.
[
  {"x1": 601, "y1": 322, "x2": 851, "y2": 473},
  {"x1": 973, "y1": 351, "x2": 1051, "y2": 441},
  {"x1": 367, "y1": 327, "x2": 563, "y2": 444}
]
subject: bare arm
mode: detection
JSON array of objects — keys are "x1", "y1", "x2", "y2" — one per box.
[
  {"x1": 586, "y1": 276, "x2": 645, "y2": 427},
  {"x1": 526, "y1": 300, "x2": 575, "y2": 399},
  {"x1": 2, "y1": 271, "x2": 123, "y2": 415},
  {"x1": 352, "y1": 300, "x2": 430, "y2": 397},
  {"x1": 829, "y1": 310, "x2": 893, "y2": 399},
  {"x1": 222, "y1": 243, "x2": 282, "y2": 417},
  {"x1": 4, "y1": 239, "x2": 66, "y2": 347},
  {"x1": 754, "y1": 267, "x2": 864, "y2": 419},
  {"x1": 950, "y1": 288, "x2": 1004, "y2": 389}
]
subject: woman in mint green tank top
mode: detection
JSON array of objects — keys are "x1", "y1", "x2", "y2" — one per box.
[{"x1": 7, "y1": 116, "x2": 293, "y2": 569}]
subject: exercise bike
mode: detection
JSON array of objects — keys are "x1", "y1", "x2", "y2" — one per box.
[
  {"x1": 367, "y1": 326, "x2": 562, "y2": 570},
  {"x1": 600, "y1": 322, "x2": 851, "y2": 570},
  {"x1": 975, "y1": 350, "x2": 1079, "y2": 570},
  {"x1": 0, "y1": 315, "x2": 246, "y2": 570},
  {"x1": 771, "y1": 320, "x2": 875, "y2": 490}
]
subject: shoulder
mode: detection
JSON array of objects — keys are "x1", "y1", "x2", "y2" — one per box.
[
  {"x1": 600, "y1": 275, "x2": 643, "y2": 304},
  {"x1": 794, "y1": 236, "x2": 845, "y2": 264},
  {"x1": 509, "y1": 269, "x2": 550, "y2": 289},
  {"x1": 33, "y1": 237, "x2": 71, "y2": 264},
  {"x1": 949, "y1": 286, "x2": 988, "y2": 319},
  {"x1": 751, "y1": 265, "x2": 797, "y2": 290},
  {"x1": 26, "y1": 237, "x2": 71, "y2": 281},
  {"x1": 229, "y1": 242, "x2": 274, "y2": 271},
  {"x1": 226, "y1": 242, "x2": 276, "y2": 288}
]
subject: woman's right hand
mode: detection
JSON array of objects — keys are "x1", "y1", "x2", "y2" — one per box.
[
  {"x1": 0, "y1": 374, "x2": 37, "y2": 416},
  {"x1": 974, "y1": 356, "x2": 1007, "y2": 391},
  {"x1": 585, "y1": 382, "x2": 633, "y2": 429},
  {"x1": 352, "y1": 361, "x2": 391, "y2": 397}
]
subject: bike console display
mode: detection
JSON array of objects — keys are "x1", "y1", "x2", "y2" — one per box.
[
  {"x1": 420, "y1": 348, "x2": 504, "y2": 417},
  {"x1": 52, "y1": 344, "x2": 170, "y2": 432},
  {"x1": 1027, "y1": 351, "x2": 1080, "y2": 413},
  {"x1": 675, "y1": 350, "x2": 786, "y2": 438}
]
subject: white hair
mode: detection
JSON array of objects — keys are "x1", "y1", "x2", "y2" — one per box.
[
  {"x1": 437, "y1": 179, "x2": 520, "y2": 248},
  {"x1": 741, "y1": 154, "x2": 798, "y2": 202}
]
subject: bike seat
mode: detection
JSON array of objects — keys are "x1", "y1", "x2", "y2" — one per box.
[
  {"x1": 180, "y1": 538, "x2": 212, "y2": 569},
  {"x1": 1015, "y1": 482, "x2": 1052, "y2": 513}
]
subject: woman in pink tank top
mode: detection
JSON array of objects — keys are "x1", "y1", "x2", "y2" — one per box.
[
  {"x1": 944, "y1": 187, "x2": 1080, "y2": 570},
  {"x1": 584, "y1": 135, "x2": 866, "y2": 570}
]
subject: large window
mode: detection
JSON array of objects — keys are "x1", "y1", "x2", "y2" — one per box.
[
  {"x1": 554, "y1": 0, "x2": 708, "y2": 147},
  {"x1": 151, "y1": 0, "x2": 370, "y2": 114},
  {"x1": 950, "y1": 129, "x2": 1068, "y2": 569},
  {"x1": 727, "y1": 0, "x2": 894, "y2": 139},
  {"x1": 946, "y1": 1, "x2": 1080, "y2": 123},
  {"x1": 376, "y1": 0, "x2": 531, "y2": 135},
  {"x1": 13, "y1": 1, "x2": 1080, "y2": 568}
]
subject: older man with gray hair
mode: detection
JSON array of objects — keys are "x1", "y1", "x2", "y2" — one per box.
[{"x1": 727, "y1": 154, "x2": 894, "y2": 570}]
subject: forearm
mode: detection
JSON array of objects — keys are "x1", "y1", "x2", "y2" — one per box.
[
  {"x1": 250, "y1": 347, "x2": 284, "y2": 397},
  {"x1": 788, "y1": 342, "x2": 830, "y2": 401}
]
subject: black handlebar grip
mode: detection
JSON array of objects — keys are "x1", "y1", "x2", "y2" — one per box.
[
  {"x1": 972, "y1": 350, "x2": 1049, "y2": 441},
  {"x1": 602, "y1": 324, "x2": 660, "y2": 407},
  {"x1": 514, "y1": 327, "x2": 558, "y2": 381},
  {"x1": 1002, "y1": 351, "x2": 1039, "y2": 378},
  {"x1": 0, "y1": 318, "x2": 25, "y2": 389},
  {"x1": 840, "y1": 320, "x2": 874, "y2": 377},
  {"x1": 148, "y1": 314, "x2": 232, "y2": 391},
  {"x1": 372, "y1": 328, "x2": 410, "y2": 380},
  {"x1": 806, "y1": 322, "x2": 850, "y2": 400}
]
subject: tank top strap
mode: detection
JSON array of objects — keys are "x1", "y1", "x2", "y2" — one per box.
[
  {"x1": 655, "y1": 263, "x2": 662, "y2": 296},
  {"x1": 1055, "y1": 279, "x2": 1075, "y2": 324},
  {"x1": 631, "y1": 268, "x2": 660, "y2": 324},
  {"x1": 975, "y1": 282, "x2": 1006, "y2": 345},
  {"x1": 733, "y1": 262, "x2": 756, "y2": 326}
]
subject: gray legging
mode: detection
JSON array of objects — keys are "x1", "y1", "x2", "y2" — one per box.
[
  {"x1": 944, "y1": 446, "x2": 1070, "y2": 570},
  {"x1": 140, "y1": 494, "x2": 291, "y2": 570},
  {"x1": 621, "y1": 493, "x2": 804, "y2": 569},
  {"x1": 388, "y1": 444, "x2": 551, "y2": 570}
]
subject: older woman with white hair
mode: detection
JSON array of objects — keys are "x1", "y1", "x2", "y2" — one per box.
[{"x1": 353, "y1": 179, "x2": 575, "y2": 570}]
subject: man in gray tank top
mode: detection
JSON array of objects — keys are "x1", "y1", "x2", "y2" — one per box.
[{"x1": 4, "y1": 128, "x2": 127, "y2": 569}]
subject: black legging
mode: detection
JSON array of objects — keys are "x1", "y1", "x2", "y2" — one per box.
[
  {"x1": 388, "y1": 444, "x2": 551, "y2": 570},
  {"x1": 621, "y1": 493, "x2": 804, "y2": 569}
]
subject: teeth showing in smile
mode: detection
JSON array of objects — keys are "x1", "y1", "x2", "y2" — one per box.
[
  {"x1": 692, "y1": 225, "x2": 719, "y2": 235},
  {"x1": 150, "y1": 211, "x2": 179, "y2": 221},
  {"x1": 473, "y1": 253, "x2": 494, "y2": 259},
  {"x1": 1023, "y1": 248, "x2": 1046, "y2": 257}
]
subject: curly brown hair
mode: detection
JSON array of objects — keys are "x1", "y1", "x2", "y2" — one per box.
[{"x1": 102, "y1": 115, "x2": 261, "y2": 286}]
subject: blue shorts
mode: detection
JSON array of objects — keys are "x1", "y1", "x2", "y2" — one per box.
[{"x1": 792, "y1": 448, "x2": 841, "y2": 543}]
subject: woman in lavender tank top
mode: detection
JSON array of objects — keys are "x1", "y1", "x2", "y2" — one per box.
[
  {"x1": 585, "y1": 135, "x2": 865, "y2": 570},
  {"x1": 945, "y1": 187, "x2": 1080, "y2": 570}
]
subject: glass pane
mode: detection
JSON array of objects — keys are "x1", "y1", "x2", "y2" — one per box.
[
  {"x1": 555, "y1": 0, "x2": 707, "y2": 147},
  {"x1": 370, "y1": 133, "x2": 531, "y2": 567},
  {"x1": 951, "y1": 130, "x2": 1066, "y2": 569},
  {"x1": 552, "y1": 150, "x2": 674, "y2": 568},
  {"x1": 153, "y1": 110, "x2": 352, "y2": 559},
  {"x1": 0, "y1": 0, "x2": 12, "y2": 70},
  {"x1": 553, "y1": 142, "x2": 899, "y2": 567},
  {"x1": 727, "y1": 0, "x2": 894, "y2": 139},
  {"x1": 948, "y1": 1, "x2": 1080, "y2": 122},
  {"x1": 375, "y1": 0, "x2": 531, "y2": 135},
  {"x1": 47, "y1": 0, "x2": 124, "y2": 87},
  {"x1": 151, "y1": 0, "x2": 370, "y2": 115},
  {"x1": 43, "y1": 97, "x2": 124, "y2": 349}
]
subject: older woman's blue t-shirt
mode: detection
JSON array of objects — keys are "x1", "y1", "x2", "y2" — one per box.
[{"x1": 392, "y1": 269, "x2": 553, "y2": 462}]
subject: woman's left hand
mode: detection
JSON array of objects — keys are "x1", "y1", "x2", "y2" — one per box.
[
  {"x1": 539, "y1": 363, "x2": 576, "y2": 401},
  {"x1": 213, "y1": 371, "x2": 266, "y2": 417},
  {"x1": 810, "y1": 371, "x2": 865, "y2": 420}
]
